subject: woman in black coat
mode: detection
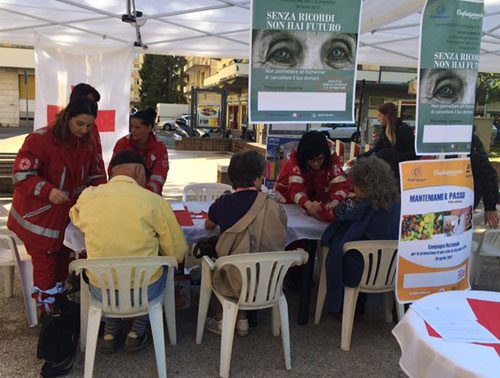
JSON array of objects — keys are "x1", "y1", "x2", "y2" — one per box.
[{"x1": 356, "y1": 102, "x2": 417, "y2": 163}]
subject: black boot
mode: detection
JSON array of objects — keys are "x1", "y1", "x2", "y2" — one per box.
[{"x1": 40, "y1": 351, "x2": 76, "y2": 377}]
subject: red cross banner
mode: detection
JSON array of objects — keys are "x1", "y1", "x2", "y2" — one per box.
[{"x1": 34, "y1": 37, "x2": 133, "y2": 163}]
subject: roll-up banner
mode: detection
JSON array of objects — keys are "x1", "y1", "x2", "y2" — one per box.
[
  {"x1": 396, "y1": 159, "x2": 474, "y2": 303},
  {"x1": 415, "y1": 0, "x2": 484, "y2": 155},
  {"x1": 249, "y1": 0, "x2": 362, "y2": 124}
]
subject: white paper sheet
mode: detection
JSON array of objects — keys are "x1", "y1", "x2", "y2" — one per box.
[
  {"x1": 412, "y1": 304, "x2": 499, "y2": 344},
  {"x1": 183, "y1": 202, "x2": 211, "y2": 213},
  {"x1": 170, "y1": 203, "x2": 186, "y2": 212}
]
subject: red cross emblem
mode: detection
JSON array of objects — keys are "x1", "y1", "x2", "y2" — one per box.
[{"x1": 19, "y1": 158, "x2": 31, "y2": 170}]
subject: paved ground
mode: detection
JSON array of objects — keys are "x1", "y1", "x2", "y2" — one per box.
[
  {"x1": 0, "y1": 129, "x2": 224, "y2": 202},
  {"x1": 0, "y1": 129, "x2": 498, "y2": 377}
]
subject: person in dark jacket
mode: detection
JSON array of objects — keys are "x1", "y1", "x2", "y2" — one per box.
[
  {"x1": 354, "y1": 102, "x2": 417, "y2": 164},
  {"x1": 471, "y1": 133, "x2": 499, "y2": 228},
  {"x1": 321, "y1": 157, "x2": 400, "y2": 313}
]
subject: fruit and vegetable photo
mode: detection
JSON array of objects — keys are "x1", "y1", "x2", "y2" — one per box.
[{"x1": 401, "y1": 213, "x2": 435, "y2": 241}]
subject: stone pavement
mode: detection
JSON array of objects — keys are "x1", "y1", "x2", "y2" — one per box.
[{"x1": 0, "y1": 133, "x2": 498, "y2": 377}]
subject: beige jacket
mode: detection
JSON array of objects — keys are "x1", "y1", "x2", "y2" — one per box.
[{"x1": 212, "y1": 192, "x2": 287, "y2": 298}]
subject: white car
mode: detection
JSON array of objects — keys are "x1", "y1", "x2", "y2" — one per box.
[
  {"x1": 313, "y1": 124, "x2": 360, "y2": 143},
  {"x1": 155, "y1": 118, "x2": 176, "y2": 131},
  {"x1": 176, "y1": 114, "x2": 191, "y2": 127}
]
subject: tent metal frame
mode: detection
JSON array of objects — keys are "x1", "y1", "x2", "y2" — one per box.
[{"x1": 0, "y1": 0, "x2": 499, "y2": 71}]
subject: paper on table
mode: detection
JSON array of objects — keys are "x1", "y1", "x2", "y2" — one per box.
[
  {"x1": 412, "y1": 302, "x2": 477, "y2": 322},
  {"x1": 413, "y1": 304, "x2": 499, "y2": 344},
  {"x1": 185, "y1": 202, "x2": 211, "y2": 213},
  {"x1": 171, "y1": 203, "x2": 185, "y2": 212},
  {"x1": 427, "y1": 320, "x2": 499, "y2": 343}
]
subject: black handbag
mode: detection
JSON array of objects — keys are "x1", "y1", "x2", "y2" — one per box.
[
  {"x1": 37, "y1": 298, "x2": 80, "y2": 364},
  {"x1": 192, "y1": 236, "x2": 219, "y2": 259}
]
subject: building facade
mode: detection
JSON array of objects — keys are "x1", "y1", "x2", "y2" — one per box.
[
  {"x1": 184, "y1": 57, "x2": 249, "y2": 132},
  {"x1": 0, "y1": 45, "x2": 35, "y2": 127},
  {"x1": 130, "y1": 53, "x2": 144, "y2": 107}
]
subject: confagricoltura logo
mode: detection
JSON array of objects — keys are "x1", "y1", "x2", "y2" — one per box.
[
  {"x1": 456, "y1": 9, "x2": 482, "y2": 20},
  {"x1": 431, "y1": 3, "x2": 450, "y2": 20}
]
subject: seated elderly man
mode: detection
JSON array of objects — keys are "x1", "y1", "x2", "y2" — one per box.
[{"x1": 69, "y1": 150, "x2": 187, "y2": 353}]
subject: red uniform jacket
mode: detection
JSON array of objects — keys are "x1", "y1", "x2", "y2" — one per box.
[
  {"x1": 275, "y1": 150, "x2": 350, "y2": 221},
  {"x1": 8, "y1": 127, "x2": 107, "y2": 250},
  {"x1": 110, "y1": 132, "x2": 169, "y2": 195}
]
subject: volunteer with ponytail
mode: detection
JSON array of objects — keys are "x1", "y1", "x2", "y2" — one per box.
[{"x1": 110, "y1": 107, "x2": 169, "y2": 195}]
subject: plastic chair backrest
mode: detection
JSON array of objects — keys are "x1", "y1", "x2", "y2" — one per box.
[
  {"x1": 473, "y1": 209, "x2": 484, "y2": 227},
  {"x1": 481, "y1": 229, "x2": 500, "y2": 255},
  {"x1": 182, "y1": 183, "x2": 232, "y2": 201},
  {"x1": 0, "y1": 234, "x2": 21, "y2": 266},
  {"x1": 469, "y1": 240, "x2": 479, "y2": 279},
  {"x1": 214, "y1": 251, "x2": 308, "y2": 308},
  {"x1": 342, "y1": 240, "x2": 398, "y2": 293},
  {"x1": 69, "y1": 256, "x2": 177, "y2": 315}
]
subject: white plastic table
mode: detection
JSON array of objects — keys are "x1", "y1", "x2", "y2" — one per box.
[{"x1": 392, "y1": 290, "x2": 500, "y2": 378}]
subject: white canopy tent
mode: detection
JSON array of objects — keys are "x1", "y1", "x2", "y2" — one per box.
[{"x1": 1, "y1": 0, "x2": 500, "y2": 72}]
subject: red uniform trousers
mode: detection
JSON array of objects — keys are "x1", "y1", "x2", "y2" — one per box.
[{"x1": 26, "y1": 245, "x2": 71, "y2": 291}]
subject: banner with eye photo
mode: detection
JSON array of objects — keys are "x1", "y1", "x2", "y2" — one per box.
[
  {"x1": 415, "y1": 0, "x2": 484, "y2": 155},
  {"x1": 249, "y1": 0, "x2": 362, "y2": 124}
]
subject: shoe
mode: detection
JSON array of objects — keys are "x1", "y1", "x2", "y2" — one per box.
[
  {"x1": 205, "y1": 317, "x2": 222, "y2": 335},
  {"x1": 205, "y1": 317, "x2": 249, "y2": 336},
  {"x1": 236, "y1": 319, "x2": 249, "y2": 336},
  {"x1": 102, "y1": 332, "x2": 124, "y2": 354},
  {"x1": 40, "y1": 352, "x2": 76, "y2": 377},
  {"x1": 124, "y1": 332, "x2": 152, "y2": 352}
]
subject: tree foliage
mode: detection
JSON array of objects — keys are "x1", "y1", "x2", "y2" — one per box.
[
  {"x1": 476, "y1": 72, "x2": 500, "y2": 105},
  {"x1": 139, "y1": 54, "x2": 187, "y2": 109}
]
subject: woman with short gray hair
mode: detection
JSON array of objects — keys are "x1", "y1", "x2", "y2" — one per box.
[{"x1": 321, "y1": 157, "x2": 401, "y2": 313}]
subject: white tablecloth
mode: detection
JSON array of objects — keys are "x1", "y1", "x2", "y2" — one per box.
[
  {"x1": 64, "y1": 201, "x2": 328, "y2": 252},
  {"x1": 392, "y1": 290, "x2": 500, "y2": 378}
]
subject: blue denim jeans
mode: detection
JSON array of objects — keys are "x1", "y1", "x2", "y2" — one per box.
[{"x1": 89, "y1": 267, "x2": 167, "y2": 336}]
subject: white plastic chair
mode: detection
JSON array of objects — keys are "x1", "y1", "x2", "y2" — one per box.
[
  {"x1": 315, "y1": 241, "x2": 404, "y2": 351},
  {"x1": 69, "y1": 256, "x2": 178, "y2": 378},
  {"x1": 469, "y1": 240, "x2": 479, "y2": 284},
  {"x1": 0, "y1": 234, "x2": 37, "y2": 327},
  {"x1": 182, "y1": 183, "x2": 232, "y2": 201},
  {"x1": 196, "y1": 251, "x2": 308, "y2": 377},
  {"x1": 471, "y1": 229, "x2": 500, "y2": 285}
]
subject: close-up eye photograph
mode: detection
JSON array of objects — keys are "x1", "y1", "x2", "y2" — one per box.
[
  {"x1": 252, "y1": 30, "x2": 357, "y2": 70},
  {"x1": 419, "y1": 68, "x2": 476, "y2": 105}
]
